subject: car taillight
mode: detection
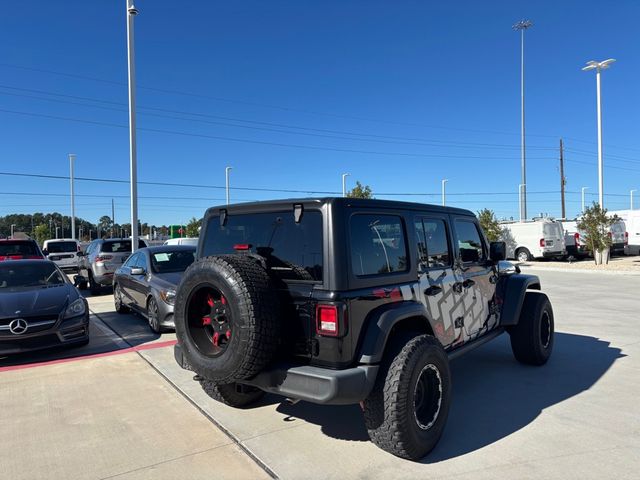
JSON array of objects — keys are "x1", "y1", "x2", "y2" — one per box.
[
  {"x1": 95, "y1": 255, "x2": 113, "y2": 263},
  {"x1": 316, "y1": 304, "x2": 339, "y2": 337},
  {"x1": 574, "y1": 232, "x2": 580, "y2": 246},
  {"x1": 625, "y1": 232, "x2": 629, "y2": 246},
  {"x1": 539, "y1": 238, "x2": 545, "y2": 248},
  {"x1": 233, "y1": 244, "x2": 251, "y2": 251}
]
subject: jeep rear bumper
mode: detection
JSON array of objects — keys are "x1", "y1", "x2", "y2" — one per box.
[{"x1": 174, "y1": 343, "x2": 378, "y2": 405}]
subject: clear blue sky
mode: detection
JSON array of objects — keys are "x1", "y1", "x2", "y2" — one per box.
[{"x1": 1, "y1": 0, "x2": 639, "y2": 226}]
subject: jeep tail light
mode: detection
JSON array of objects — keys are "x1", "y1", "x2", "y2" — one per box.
[
  {"x1": 95, "y1": 255, "x2": 113, "y2": 263},
  {"x1": 316, "y1": 304, "x2": 339, "y2": 337},
  {"x1": 574, "y1": 232, "x2": 580, "y2": 246},
  {"x1": 233, "y1": 244, "x2": 251, "y2": 251},
  {"x1": 539, "y1": 238, "x2": 545, "y2": 248},
  {"x1": 625, "y1": 232, "x2": 629, "y2": 246}
]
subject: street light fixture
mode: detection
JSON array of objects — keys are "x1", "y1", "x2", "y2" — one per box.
[
  {"x1": 126, "y1": 0, "x2": 140, "y2": 253},
  {"x1": 441, "y1": 179, "x2": 448, "y2": 206},
  {"x1": 582, "y1": 58, "x2": 616, "y2": 208},
  {"x1": 581, "y1": 187, "x2": 589, "y2": 213},
  {"x1": 225, "y1": 166, "x2": 232, "y2": 205},
  {"x1": 342, "y1": 173, "x2": 351, "y2": 197},
  {"x1": 513, "y1": 19, "x2": 533, "y2": 221},
  {"x1": 631, "y1": 189, "x2": 637, "y2": 210}
]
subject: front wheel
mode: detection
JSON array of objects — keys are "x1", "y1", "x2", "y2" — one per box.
[
  {"x1": 147, "y1": 296, "x2": 162, "y2": 333},
  {"x1": 363, "y1": 334, "x2": 452, "y2": 460},
  {"x1": 509, "y1": 291, "x2": 554, "y2": 365},
  {"x1": 516, "y1": 248, "x2": 531, "y2": 263}
]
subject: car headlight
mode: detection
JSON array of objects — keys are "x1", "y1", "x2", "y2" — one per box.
[
  {"x1": 64, "y1": 298, "x2": 86, "y2": 319},
  {"x1": 160, "y1": 289, "x2": 176, "y2": 305}
]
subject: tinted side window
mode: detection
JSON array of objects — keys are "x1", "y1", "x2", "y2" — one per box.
[
  {"x1": 417, "y1": 218, "x2": 451, "y2": 268},
  {"x1": 123, "y1": 253, "x2": 139, "y2": 268},
  {"x1": 350, "y1": 214, "x2": 408, "y2": 276},
  {"x1": 455, "y1": 220, "x2": 486, "y2": 263}
]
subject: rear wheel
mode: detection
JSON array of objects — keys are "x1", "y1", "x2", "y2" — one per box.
[
  {"x1": 516, "y1": 248, "x2": 531, "y2": 263},
  {"x1": 88, "y1": 271, "x2": 100, "y2": 295},
  {"x1": 363, "y1": 334, "x2": 451, "y2": 460},
  {"x1": 509, "y1": 291, "x2": 554, "y2": 365},
  {"x1": 147, "y1": 296, "x2": 162, "y2": 333},
  {"x1": 114, "y1": 284, "x2": 129, "y2": 313},
  {"x1": 200, "y1": 379, "x2": 265, "y2": 408}
]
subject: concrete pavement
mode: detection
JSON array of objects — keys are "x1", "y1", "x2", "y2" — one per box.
[{"x1": 1, "y1": 270, "x2": 639, "y2": 479}]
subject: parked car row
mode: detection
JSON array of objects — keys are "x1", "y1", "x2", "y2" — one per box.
[{"x1": 499, "y1": 213, "x2": 638, "y2": 262}]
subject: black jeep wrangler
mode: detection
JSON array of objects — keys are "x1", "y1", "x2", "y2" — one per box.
[{"x1": 173, "y1": 198, "x2": 554, "y2": 460}]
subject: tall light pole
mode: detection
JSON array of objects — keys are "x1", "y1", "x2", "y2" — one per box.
[
  {"x1": 518, "y1": 184, "x2": 526, "y2": 222},
  {"x1": 55, "y1": 226, "x2": 60, "y2": 239},
  {"x1": 126, "y1": 0, "x2": 139, "y2": 252},
  {"x1": 582, "y1": 58, "x2": 616, "y2": 208},
  {"x1": 342, "y1": 173, "x2": 350, "y2": 197},
  {"x1": 69, "y1": 153, "x2": 76, "y2": 240},
  {"x1": 631, "y1": 189, "x2": 637, "y2": 210},
  {"x1": 10, "y1": 224, "x2": 16, "y2": 238},
  {"x1": 581, "y1": 187, "x2": 589, "y2": 213},
  {"x1": 513, "y1": 19, "x2": 532, "y2": 222},
  {"x1": 441, "y1": 179, "x2": 448, "y2": 206},
  {"x1": 225, "y1": 166, "x2": 232, "y2": 205}
]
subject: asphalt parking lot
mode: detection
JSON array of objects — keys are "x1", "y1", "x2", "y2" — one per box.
[{"x1": 1, "y1": 269, "x2": 639, "y2": 480}]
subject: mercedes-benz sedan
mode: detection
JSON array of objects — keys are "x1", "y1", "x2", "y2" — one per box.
[
  {"x1": 0, "y1": 260, "x2": 89, "y2": 355},
  {"x1": 113, "y1": 246, "x2": 196, "y2": 333}
]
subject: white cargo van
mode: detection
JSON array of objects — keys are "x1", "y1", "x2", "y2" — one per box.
[
  {"x1": 609, "y1": 210, "x2": 639, "y2": 255},
  {"x1": 42, "y1": 238, "x2": 81, "y2": 271},
  {"x1": 500, "y1": 219, "x2": 566, "y2": 262},
  {"x1": 560, "y1": 220, "x2": 588, "y2": 258},
  {"x1": 163, "y1": 237, "x2": 199, "y2": 246}
]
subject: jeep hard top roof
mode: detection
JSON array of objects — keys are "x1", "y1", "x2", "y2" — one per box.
[{"x1": 204, "y1": 197, "x2": 474, "y2": 218}]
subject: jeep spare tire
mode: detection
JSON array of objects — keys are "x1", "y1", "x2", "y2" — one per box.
[{"x1": 174, "y1": 255, "x2": 281, "y2": 383}]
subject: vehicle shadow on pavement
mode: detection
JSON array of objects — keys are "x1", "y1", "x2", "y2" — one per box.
[
  {"x1": 423, "y1": 332, "x2": 624, "y2": 463},
  {"x1": 272, "y1": 332, "x2": 623, "y2": 453}
]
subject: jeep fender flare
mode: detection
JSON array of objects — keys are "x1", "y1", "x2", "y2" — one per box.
[
  {"x1": 498, "y1": 274, "x2": 541, "y2": 327},
  {"x1": 358, "y1": 302, "x2": 432, "y2": 364}
]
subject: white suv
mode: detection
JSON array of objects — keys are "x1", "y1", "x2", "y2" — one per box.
[{"x1": 42, "y1": 239, "x2": 80, "y2": 271}]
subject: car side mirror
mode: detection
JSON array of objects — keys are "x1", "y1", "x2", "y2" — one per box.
[
  {"x1": 76, "y1": 251, "x2": 85, "y2": 257},
  {"x1": 490, "y1": 241, "x2": 506, "y2": 262},
  {"x1": 130, "y1": 267, "x2": 145, "y2": 275},
  {"x1": 42, "y1": 249, "x2": 48, "y2": 256}
]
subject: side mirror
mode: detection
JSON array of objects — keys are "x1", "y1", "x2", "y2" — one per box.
[
  {"x1": 130, "y1": 267, "x2": 145, "y2": 275},
  {"x1": 76, "y1": 251, "x2": 85, "y2": 257},
  {"x1": 42, "y1": 249, "x2": 49, "y2": 256},
  {"x1": 490, "y1": 241, "x2": 506, "y2": 262}
]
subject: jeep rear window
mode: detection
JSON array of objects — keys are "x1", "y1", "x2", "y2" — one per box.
[
  {"x1": 350, "y1": 214, "x2": 408, "y2": 276},
  {"x1": 202, "y1": 211, "x2": 323, "y2": 282}
]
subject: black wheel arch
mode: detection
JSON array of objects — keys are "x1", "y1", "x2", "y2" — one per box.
[
  {"x1": 497, "y1": 273, "x2": 542, "y2": 327},
  {"x1": 358, "y1": 302, "x2": 436, "y2": 364}
]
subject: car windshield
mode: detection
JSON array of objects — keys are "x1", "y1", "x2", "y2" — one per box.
[
  {"x1": 151, "y1": 250, "x2": 196, "y2": 273},
  {"x1": 0, "y1": 262, "x2": 66, "y2": 291},
  {"x1": 0, "y1": 241, "x2": 39, "y2": 257},
  {"x1": 46, "y1": 241, "x2": 77, "y2": 253}
]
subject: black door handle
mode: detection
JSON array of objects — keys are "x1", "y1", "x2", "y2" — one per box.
[
  {"x1": 463, "y1": 279, "x2": 475, "y2": 289},
  {"x1": 424, "y1": 285, "x2": 443, "y2": 296}
]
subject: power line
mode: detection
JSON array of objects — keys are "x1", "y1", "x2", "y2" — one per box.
[
  {"x1": 0, "y1": 107, "x2": 558, "y2": 161},
  {"x1": 0, "y1": 85, "x2": 558, "y2": 151}
]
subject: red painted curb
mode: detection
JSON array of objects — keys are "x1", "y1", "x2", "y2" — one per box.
[{"x1": 0, "y1": 339, "x2": 177, "y2": 373}]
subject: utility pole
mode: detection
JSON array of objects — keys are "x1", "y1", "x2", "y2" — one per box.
[
  {"x1": 69, "y1": 153, "x2": 76, "y2": 240},
  {"x1": 513, "y1": 19, "x2": 533, "y2": 222},
  {"x1": 225, "y1": 166, "x2": 232, "y2": 205},
  {"x1": 126, "y1": 0, "x2": 140, "y2": 251},
  {"x1": 559, "y1": 139, "x2": 566, "y2": 219},
  {"x1": 342, "y1": 173, "x2": 350, "y2": 197},
  {"x1": 441, "y1": 179, "x2": 448, "y2": 206},
  {"x1": 112, "y1": 198, "x2": 115, "y2": 238}
]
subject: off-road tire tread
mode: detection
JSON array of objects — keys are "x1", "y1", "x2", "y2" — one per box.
[
  {"x1": 509, "y1": 291, "x2": 553, "y2": 365},
  {"x1": 175, "y1": 255, "x2": 281, "y2": 383},
  {"x1": 200, "y1": 379, "x2": 265, "y2": 408},
  {"x1": 363, "y1": 334, "x2": 450, "y2": 460}
]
